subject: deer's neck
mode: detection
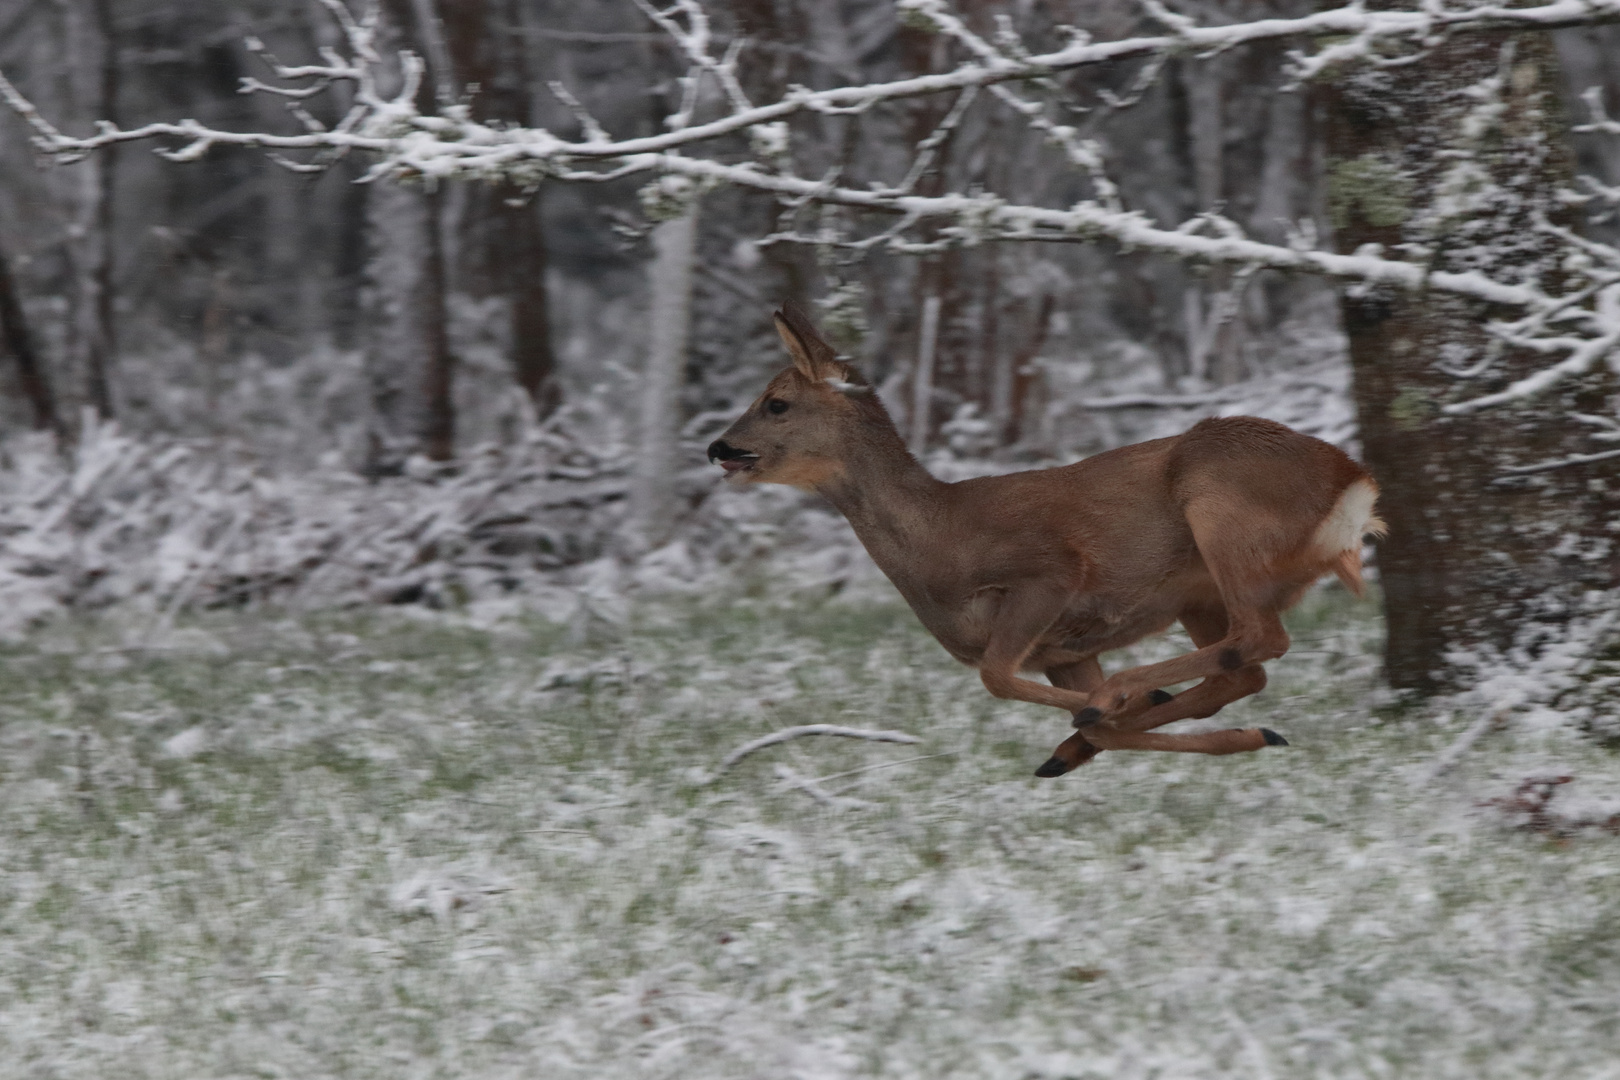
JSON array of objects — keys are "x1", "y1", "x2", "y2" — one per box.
[{"x1": 815, "y1": 434, "x2": 949, "y2": 586}]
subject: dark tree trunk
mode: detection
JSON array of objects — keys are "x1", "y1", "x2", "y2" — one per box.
[
  {"x1": 438, "y1": 0, "x2": 560, "y2": 415},
  {"x1": 502, "y1": 202, "x2": 558, "y2": 413},
  {"x1": 76, "y1": 0, "x2": 118, "y2": 420},
  {"x1": 1322, "y1": 32, "x2": 1620, "y2": 694},
  {"x1": 1006, "y1": 292, "x2": 1052, "y2": 447},
  {"x1": 330, "y1": 162, "x2": 370, "y2": 352},
  {"x1": 419, "y1": 191, "x2": 455, "y2": 461},
  {"x1": 0, "y1": 240, "x2": 60, "y2": 434}
]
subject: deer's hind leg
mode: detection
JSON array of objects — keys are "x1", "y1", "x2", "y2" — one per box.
[
  {"x1": 1103, "y1": 606, "x2": 1286, "y2": 744},
  {"x1": 1034, "y1": 619, "x2": 1284, "y2": 772},
  {"x1": 1074, "y1": 498, "x2": 1297, "y2": 730},
  {"x1": 1067, "y1": 604, "x2": 1289, "y2": 756}
]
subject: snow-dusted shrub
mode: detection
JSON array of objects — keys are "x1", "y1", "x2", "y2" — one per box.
[{"x1": 0, "y1": 400, "x2": 891, "y2": 640}]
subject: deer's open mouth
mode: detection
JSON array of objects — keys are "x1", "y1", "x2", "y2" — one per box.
[{"x1": 707, "y1": 439, "x2": 760, "y2": 475}]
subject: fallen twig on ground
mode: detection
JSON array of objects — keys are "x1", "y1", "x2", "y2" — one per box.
[
  {"x1": 1420, "y1": 706, "x2": 1512, "y2": 785},
  {"x1": 772, "y1": 764, "x2": 872, "y2": 811},
  {"x1": 715, "y1": 724, "x2": 920, "y2": 775}
]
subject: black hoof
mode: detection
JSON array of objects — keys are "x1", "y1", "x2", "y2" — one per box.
[
  {"x1": 1073, "y1": 707, "x2": 1102, "y2": 728},
  {"x1": 1149, "y1": 688, "x2": 1175, "y2": 706},
  {"x1": 1034, "y1": 757, "x2": 1069, "y2": 778},
  {"x1": 1260, "y1": 728, "x2": 1289, "y2": 747}
]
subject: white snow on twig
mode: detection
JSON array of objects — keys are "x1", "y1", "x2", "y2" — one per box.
[
  {"x1": 1497, "y1": 445, "x2": 1620, "y2": 476},
  {"x1": 716, "y1": 724, "x2": 920, "y2": 775}
]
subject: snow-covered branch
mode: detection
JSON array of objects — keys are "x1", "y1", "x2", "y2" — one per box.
[
  {"x1": 4, "y1": 0, "x2": 1620, "y2": 421},
  {"x1": 7, "y1": 0, "x2": 1620, "y2": 169}
]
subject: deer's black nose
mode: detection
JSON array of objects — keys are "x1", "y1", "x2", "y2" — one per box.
[{"x1": 708, "y1": 439, "x2": 747, "y2": 463}]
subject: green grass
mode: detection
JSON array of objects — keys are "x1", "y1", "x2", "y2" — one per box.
[{"x1": 0, "y1": 588, "x2": 1616, "y2": 1078}]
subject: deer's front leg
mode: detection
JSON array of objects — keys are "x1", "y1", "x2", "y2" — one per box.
[
  {"x1": 975, "y1": 588, "x2": 1093, "y2": 715},
  {"x1": 1034, "y1": 658, "x2": 1105, "y2": 778}
]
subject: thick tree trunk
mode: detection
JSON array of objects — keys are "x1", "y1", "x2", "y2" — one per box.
[
  {"x1": 1323, "y1": 33, "x2": 1620, "y2": 694},
  {"x1": 0, "y1": 239, "x2": 60, "y2": 433},
  {"x1": 628, "y1": 209, "x2": 699, "y2": 552}
]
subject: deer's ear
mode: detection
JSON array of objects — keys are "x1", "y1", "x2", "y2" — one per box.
[{"x1": 773, "y1": 300, "x2": 838, "y2": 381}]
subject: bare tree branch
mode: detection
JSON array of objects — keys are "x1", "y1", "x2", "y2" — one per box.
[
  {"x1": 9, "y1": 1, "x2": 1620, "y2": 164},
  {"x1": 3, "y1": 0, "x2": 1620, "y2": 424}
]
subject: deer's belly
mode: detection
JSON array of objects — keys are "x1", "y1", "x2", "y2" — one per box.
[
  {"x1": 1026, "y1": 609, "x2": 1181, "y2": 670},
  {"x1": 917, "y1": 596, "x2": 1183, "y2": 671}
]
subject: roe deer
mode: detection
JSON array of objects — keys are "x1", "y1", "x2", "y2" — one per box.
[{"x1": 709, "y1": 302, "x2": 1384, "y2": 777}]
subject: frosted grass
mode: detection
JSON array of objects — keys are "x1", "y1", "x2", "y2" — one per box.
[{"x1": 0, "y1": 589, "x2": 1617, "y2": 1079}]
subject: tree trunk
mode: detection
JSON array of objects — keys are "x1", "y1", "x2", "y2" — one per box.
[
  {"x1": 64, "y1": 0, "x2": 118, "y2": 420},
  {"x1": 362, "y1": 181, "x2": 454, "y2": 467},
  {"x1": 1005, "y1": 292, "x2": 1053, "y2": 447},
  {"x1": 1323, "y1": 32, "x2": 1620, "y2": 694},
  {"x1": 247, "y1": 37, "x2": 315, "y2": 360},
  {"x1": 361, "y1": 1, "x2": 456, "y2": 467},
  {"x1": 506, "y1": 198, "x2": 557, "y2": 412},
  {"x1": 439, "y1": 0, "x2": 560, "y2": 416},
  {"x1": 628, "y1": 209, "x2": 699, "y2": 552},
  {"x1": 0, "y1": 239, "x2": 60, "y2": 434},
  {"x1": 1181, "y1": 53, "x2": 1247, "y2": 386}
]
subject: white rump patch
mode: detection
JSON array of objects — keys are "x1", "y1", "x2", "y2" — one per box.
[{"x1": 1311, "y1": 478, "x2": 1384, "y2": 559}]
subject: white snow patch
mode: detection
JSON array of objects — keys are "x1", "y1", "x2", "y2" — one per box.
[{"x1": 161, "y1": 726, "x2": 208, "y2": 758}]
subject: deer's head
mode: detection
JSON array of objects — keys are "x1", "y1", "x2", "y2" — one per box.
[{"x1": 708, "y1": 302, "x2": 892, "y2": 491}]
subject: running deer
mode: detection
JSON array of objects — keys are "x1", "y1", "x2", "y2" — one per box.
[{"x1": 708, "y1": 302, "x2": 1384, "y2": 777}]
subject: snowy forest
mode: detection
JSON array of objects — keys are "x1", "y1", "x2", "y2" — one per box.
[{"x1": 2, "y1": 1, "x2": 1620, "y2": 1076}]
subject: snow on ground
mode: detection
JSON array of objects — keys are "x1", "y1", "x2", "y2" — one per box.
[{"x1": 0, "y1": 587, "x2": 1617, "y2": 1079}]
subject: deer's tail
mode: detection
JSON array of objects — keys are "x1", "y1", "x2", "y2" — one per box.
[{"x1": 1310, "y1": 477, "x2": 1386, "y2": 598}]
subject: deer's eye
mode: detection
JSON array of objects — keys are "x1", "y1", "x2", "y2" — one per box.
[{"x1": 766, "y1": 398, "x2": 789, "y2": 415}]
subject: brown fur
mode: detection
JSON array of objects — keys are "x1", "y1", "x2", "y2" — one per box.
[{"x1": 711, "y1": 303, "x2": 1382, "y2": 775}]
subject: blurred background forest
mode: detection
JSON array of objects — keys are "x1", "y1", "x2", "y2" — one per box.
[{"x1": 0, "y1": 0, "x2": 1618, "y2": 646}]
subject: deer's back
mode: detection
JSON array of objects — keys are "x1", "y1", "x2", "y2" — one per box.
[
  {"x1": 951, "y1": 416, "x2": 1365, "y2": 556},
  {"x1": 943, "y1": 434, "x2": 1188, "y2": 584}
]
